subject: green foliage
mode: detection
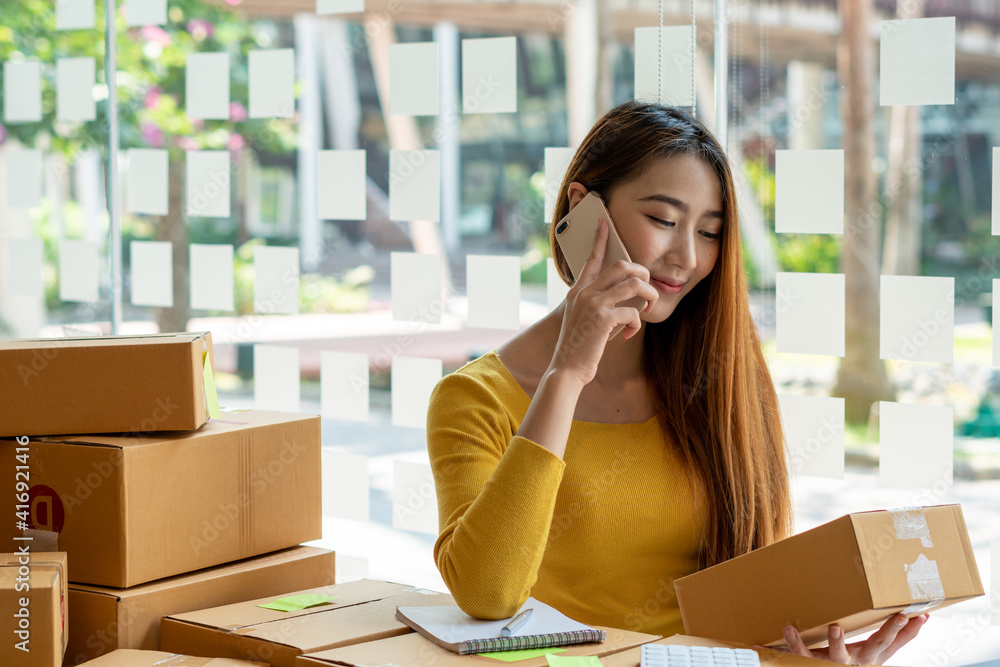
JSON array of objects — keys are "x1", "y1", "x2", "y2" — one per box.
[
  {"x1": 0, "y1": 0, "x2": 297, "y2": 160},
  {"x1": 742, "y1": 156, "x2": 841, "y2": 274},
  {"x1": 520, "y1": 233, "x2": 551, "y2": 285},
  {"x1": 743, "y1": 157, "x2": 775, "y2": 222},
  {"x1": 299, "y1": 266, "x2": 373, "y2": 314},
  {"x1": 960, "y1": 213, "x2": 1000, "y2": 270},
  {"x1": 231, "y1": 240, "x2": 373, "y2": 316},
  {"x1": 776, "y1": 234, "x2": 842, "y2": 273},
  {"x1": 741, "y1": 238, "x2": 760, "y2": 285}
]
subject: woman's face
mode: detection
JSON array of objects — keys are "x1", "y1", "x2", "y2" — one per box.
[{"x1": 567, "y1": 152, "x2": 724, "y2": 321}]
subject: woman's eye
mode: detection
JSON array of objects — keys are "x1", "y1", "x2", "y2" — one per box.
[
  {"x1": 649, "y1": 215, "x2": 720, "y2": 240},
  {"x1": 648, "y1": 215, "x2": 674, "y2": 227}
]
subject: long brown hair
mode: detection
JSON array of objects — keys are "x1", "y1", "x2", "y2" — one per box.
[{"x1": 549, "y1": 100, "x2": 792, "y2": 568}]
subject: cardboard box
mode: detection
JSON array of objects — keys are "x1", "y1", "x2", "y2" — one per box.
[
  {"x1": 65, "y1": 546, "x2": 336, "y2": 666},
  {"x1": 0, "y1": 410, "x2": 322, "y2": 587},
  {"x1": 600, "y1": 635, "x2": 874, "y2": 667},
  {"x1": 674, "y1": 504, "x2": 984, "y2": 647},
  {"x1": 294, "y1": 625, "x2": 660, "y2": 667},
  {"x1": 161, "y1": 579, "x2": 455, "y2": 667},
  {"x1": 84, "y1": 648, "x2": 268, "y2": 666},
  {"x1": 0, "y1": 332, "x2": 216, "y2": 437},
  {"x1": 0, "y1": 551, "x2": 67, "y2": 667}
]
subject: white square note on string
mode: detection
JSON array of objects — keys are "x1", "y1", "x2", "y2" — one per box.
[
  {"x1": 880, "y1": 17, "x2": 955, "y2": 106},
  {"x1": 634, "y1": 25, "x2": 695, "y2": 107}
]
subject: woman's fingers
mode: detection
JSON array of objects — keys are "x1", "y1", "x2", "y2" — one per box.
[
  {"x1": 827, "y1": 624, "x2": 851, "y2": 664},
  {"x1": 853, "y1": 613, "x2": 909, "y2": 665},
  {"x1": 574, "y1": 217, "x2": 609, "y2": 286},
  {"x1": 783, "y1": 626, "x2": 814, "y2": 658},
  {"x1": 618, "y1": 298, "x2": 642, "y2": 341},
  {"x1": 873, "y1": 614, "x2": 929, "y2": 664},
  {"x1": 604, "y1": 275, "x2": 658, "y2": 308}
]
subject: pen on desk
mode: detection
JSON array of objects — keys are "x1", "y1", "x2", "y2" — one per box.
[{"x1": 500, "y1": 608, "x2": 533, "y2": 637}]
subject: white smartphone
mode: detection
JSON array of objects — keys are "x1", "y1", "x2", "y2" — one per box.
[{"x1": 554, "y1": 191, "x2": 648, "y2": 341}]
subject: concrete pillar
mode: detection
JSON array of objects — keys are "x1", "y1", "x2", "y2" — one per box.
[
  {"x1": 295, "y1": 14, "x2": 324, "y2": 271},
  {"x1": 434, "y1": 21, "x2": 460, "y2": 254},
  {"x1": 786, "y1": 60, "x2": 826, "y2": 150},
  {"x1": 565, "y1": 0, "x2": 598, "y2": 146},
  {"x1": 320, "y1": 18, "x2": 361, "y2": 151}
]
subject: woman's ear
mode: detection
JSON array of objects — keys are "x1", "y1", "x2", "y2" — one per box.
[{"x1": 566, "y1": 182, "x2": 589, "y2": 212}]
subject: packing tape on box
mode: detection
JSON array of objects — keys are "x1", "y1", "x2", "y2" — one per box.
[
  {"x1": 890, "y1": 507, "x2": 934, "y2": 548},
  {"x1": 25, "y1": 527, "x2": 59, "y2": 551},
  {"x1": 904, "y1": 553, "x2": 946, "y2": 601},
  {"x1": 201, "y1": 344, "x2": 222, "y2": 420},
  {"x1": 901, "y1": 599, "x2": 944, "y2": 615}
]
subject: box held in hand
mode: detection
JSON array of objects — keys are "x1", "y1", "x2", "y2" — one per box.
[{"x1": 674, "y1": 504, "x2": 984, "y2": 647}]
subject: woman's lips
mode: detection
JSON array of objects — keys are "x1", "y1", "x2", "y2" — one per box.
[{"x1": 651, "y1": 278, "x2": 684, "y2": 295}]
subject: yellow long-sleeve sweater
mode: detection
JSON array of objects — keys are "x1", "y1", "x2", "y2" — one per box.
[{"x1": 426, "y1": 349, "x2": 708, "y2": 638}]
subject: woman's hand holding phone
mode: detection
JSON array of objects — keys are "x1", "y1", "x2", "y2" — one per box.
[{"x1": 550, "y1": 217, "x2": 659, "y2": 387}]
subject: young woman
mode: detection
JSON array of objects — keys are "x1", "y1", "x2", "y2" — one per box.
[{"x1": 425, "y1": 100, "x2": 926, "y2": 664}]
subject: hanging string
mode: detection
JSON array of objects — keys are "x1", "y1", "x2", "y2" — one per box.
[
  {"x1": 759, "y1": 0, "x2": 768, "y2": 178},
  {"x1": 691, "y1": 0, "x2": 697, "y2": 116},
  {"x1": 658, "y1": 0, "x2": 663, "y2": 104},
  {"x1": 732, "y1": 0, "x2": 741, "y2": 151}
]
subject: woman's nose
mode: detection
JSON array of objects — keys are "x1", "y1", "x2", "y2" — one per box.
[{"x1": 666, "y1": 231, "x2": 698, "y2": 270}]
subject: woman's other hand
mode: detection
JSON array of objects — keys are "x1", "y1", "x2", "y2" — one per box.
[
  {"x1": 778, "y1": 613, "x2": 929, "y2": 664},
  {"x1": 551, "y1": 217, "x2": 659, "y2": 387}
]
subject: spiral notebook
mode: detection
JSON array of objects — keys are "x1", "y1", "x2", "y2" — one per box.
[{"x1": 395, "y1": 596, "x2": 606, "y2": 655}]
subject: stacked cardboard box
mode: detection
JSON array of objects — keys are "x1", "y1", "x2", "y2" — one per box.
[
  {"x1": 66, "y1": 546, "x2": 335, "y2": 665},
  {"x1": 0, "y1": 551, "x2": 67, "y2": 667},
  {"x1": 0, "y1": 332, "x2": 217, "y2": 438},
  {"x1": 0, "y1": 332, "x2": 331, "y2": 666}
]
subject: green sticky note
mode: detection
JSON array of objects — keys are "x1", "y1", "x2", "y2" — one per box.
[
  {"x1": 257, "y1": 594, "x2": 335, "y2": 612},
  {"x1": 478, "y1": 648, "x2": 567, "y2": 663},
  {"x1": 202, "y1": 349, "x2": 222, "y2": 419},
  {"x1": 545, "y1": 656, "x2": 603, "y2": 667}
]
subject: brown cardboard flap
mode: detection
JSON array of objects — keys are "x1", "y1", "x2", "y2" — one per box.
[
  {"x1": 162, "y1": 581, "x2": 454, "y2": 667},
  {"x1": 84, "y1": 648, "x2": 269, "y2": 666},
  {"x1": 238, "y1": 590, "x2": 455, "y2": 647},
  {"x1": 295, "y1": 625, "x2": 659, "y2": 667},
  {"x1": 0, "y1": 331, "x2": 210, "y2": 349},
  {"x1": 168, "y1": 580, "x2": 423, "y2": 632}
]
